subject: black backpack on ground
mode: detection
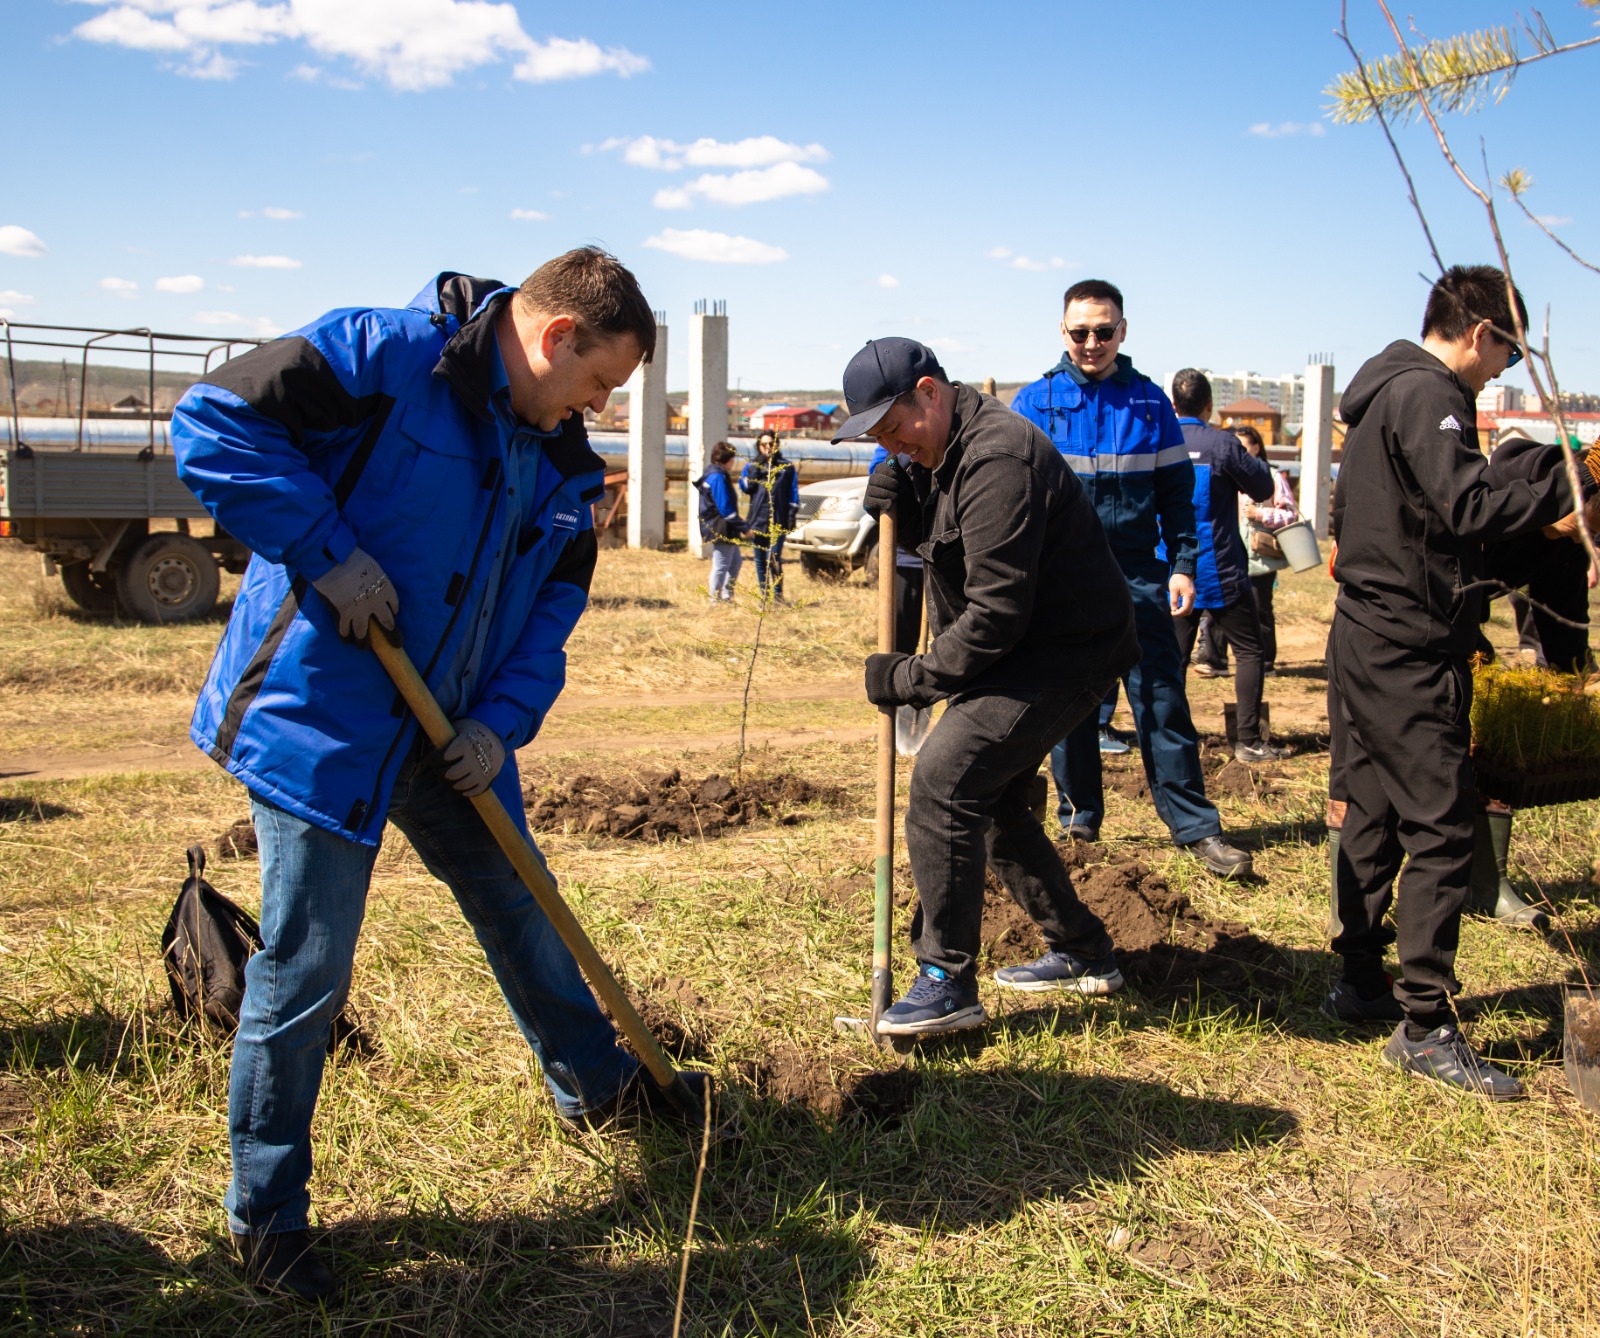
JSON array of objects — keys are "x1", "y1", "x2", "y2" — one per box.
[
  {"x1": 160, "y1": 844, "x2": 366, "y2": 1052},
  {"x1": 161, "y1": 845, "x2": 261, "y2": 1030}
]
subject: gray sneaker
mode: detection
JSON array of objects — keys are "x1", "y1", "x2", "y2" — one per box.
[
  {"x1": 995, "y1": 949, "x2": 1123, "y2": 995},
  {"x1": 1381, "y1": 1023, "x2": 1523, "y2": 1100}
]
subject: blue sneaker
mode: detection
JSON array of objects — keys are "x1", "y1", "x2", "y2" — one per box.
[
  {"x1": 876, "y1": 967, "x2": 987, "y2": 1036},
  {"x1": 1098, "y1": 728, "x2": 1131, "y2": 755},
  {"x1": 994, "y1": 949, "x2": 1123, "y2": 995}
]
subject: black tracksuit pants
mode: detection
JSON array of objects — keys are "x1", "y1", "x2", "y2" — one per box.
[
  {"x1": 907, "y1": 678, "x2": 1116, "y2": 981},
  {"x1": 1174, "y1": 597, "x2": 1267, "y2": 746},
  {"x1": 1327, "y1": 614, "x2": 1474, "y2": 1028}
]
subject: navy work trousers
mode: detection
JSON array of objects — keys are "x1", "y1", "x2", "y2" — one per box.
[{"x1": 1050, "y1": 562, "x2": 1221, "y2": 845}]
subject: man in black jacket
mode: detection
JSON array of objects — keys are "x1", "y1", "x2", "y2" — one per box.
[
  {"x1": 835, "y1": 338, "x2": 1139, "y2": 1036},
  {"x1": 1326, "y1": 264, "x2": 1598, "y2": 1098}
]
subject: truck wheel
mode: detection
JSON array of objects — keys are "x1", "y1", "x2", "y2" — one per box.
[
  {"x1": 60, "y1": 562, "x2": 118, "y2": 613},
  {"x1": 115, "y1": 534, "x2": 221, "y2": 623},
  {"x1": 860, "y1": 540, "x2": 880, "y2": 587},
  {"x1": 800, "y1": 552, "x2": 848, "y2": 583}
]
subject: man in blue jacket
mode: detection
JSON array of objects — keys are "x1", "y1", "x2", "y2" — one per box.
[
  {"x1": 1165, "y1": 369, "x2": 1280, "y2": 763},
  {"x1": 173, "y1": 248, "x2": 697, "y2": 1300},
  {"x1": 1012, "y1": 280, "x2": 1252, "y2": 878}
]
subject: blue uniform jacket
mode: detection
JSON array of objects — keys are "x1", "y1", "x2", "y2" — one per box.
[
  {"x1": 1169, "y1": 419, "x2": 1274, "y2": 608},
  {"x1": 738, "y1": 452, "x2": 798, "y2": 539},
  {"x1": 694, "y1": 469, "x2": 745, "y2": 541},
  {"x1": 173, "y1": 273, "x2": 606, "y2": 846},
  {"x1": 1011, "y1": 353, "x2": 1198, "y2": 576}
]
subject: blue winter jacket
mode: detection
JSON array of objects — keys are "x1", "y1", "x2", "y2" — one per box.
[
  {"x1": 1168, "y1": 419, "x2": 1273, "y2": 608},
  {"x1": 172, "y1": 273, "x2": 607, "y2": 846},
  {"x1": 694, "y1": 469, "x2": 746, "y2": 542},
  {"x1": 1011, "y1": 353, "x2": 1198, "y2": 577}
]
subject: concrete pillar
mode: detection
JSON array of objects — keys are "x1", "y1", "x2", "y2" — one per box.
[
  {"x1": 686, "y1": 299, "x2": 729, "y2": 559},
  {"x1": 1299, "y1": 359, "x2": 1335, "y2": 539},
  {"x1": 626, "y1": 312, "x2": 668, "y2": 549}
]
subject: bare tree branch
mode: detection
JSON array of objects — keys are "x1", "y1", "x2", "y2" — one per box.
[{"x1": 1505, "y1": 186, "x2": 1600, "y2": 277}]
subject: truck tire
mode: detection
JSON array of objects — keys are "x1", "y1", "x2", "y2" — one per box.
[
  {"x1": 60, "y1": 562, "x2": 118, "y2": 613},
  {"x1": 115, "y1": 534, "x2": 221, "y2": 623},
  {"x1": 860, "y1": 539, "x2": 880, "y2": 587},
  {"x1": 799, "y1": 552, "x2": 848, "y2": 583}
]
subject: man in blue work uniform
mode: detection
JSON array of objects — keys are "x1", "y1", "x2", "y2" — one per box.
[
  {"x1": 1165, "y1": 369, "x2": 1281, "y2": 763},
  {"x1": 173, "y1": 248, "x2": 703, "y2": 1301},
  {"x1": 1012, "y1": 280, "x2": 1252, "y2": 878}
]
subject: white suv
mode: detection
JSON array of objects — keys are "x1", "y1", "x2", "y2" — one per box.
[{"x1": 784, "y1": 475, "x2": 877, "y2": 582}]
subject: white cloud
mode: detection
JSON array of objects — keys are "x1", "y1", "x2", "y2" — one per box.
[
  {"x1": 652, "y1": 162, "x2": 829, "y2": 209},
  {"x1": 1533, "y1": 213, "x2": 1574, "y2": 228},
  {"x1": 986, "y1": 246, "x2": 1012, "y2": 259},
  {"x1": 235, "y1": 205, "x2": 305, "y2": 219},
  {"x1": 597, "y1": 135, "x2": 828, "y2": 172},
  {"x1": 155, "y1": 274, "x2": 205, "y2": 294},
  {"x1": 643, "y1": 228, "x2": 787, "y2": 265},
  {"x1": 288, "y1": 62, "x2": 362, "y2": 89},
  {"x1": 100, "y1": 277, "x2": 139, "y2": 298},
  {"x1": 193, "y1": 310, "x2": 283, "y2": 336},
  {"x1": 0, "y1": 290, "x2": 36, "y2": 306},
  {"x1": 0, "y1": 226, "x2": 48, "y2": 258},
  {"x1": 875, "y1": 274, "x2": 900, "y2": 289},
  {"x1": 509, "y1": 208, "x2": 549, "y2": 221},
  {"x1": 1246, "y1": 121, "x2": 1326, "y2": 138},
  {"x1": 231, "y1": 254, "x2": 302, "y2": 269},
  {"x1": 926, "y1": 338, "x2": 971, "y2": 355},
  {"x1": 68, "y1": 1, "x2": 648, "y2": 92},
  {"x1": 1009, "y1": 255, "x2": 1067, "y2": 272}
]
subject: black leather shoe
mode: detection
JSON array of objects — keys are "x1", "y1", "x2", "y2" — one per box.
[
  {"x1": 567, "y1": 1068, "x2": 713, "y2": 1128},
  {"x1": 1321, "y1": 977, "x2": 1404, "y2": 1024},
  {"x1": 233, "y1": 1229, "x2": 337, "y2": 1302},
  {"x1": 1179, "y1": 834, "x2": 1253, "y2": 879}
]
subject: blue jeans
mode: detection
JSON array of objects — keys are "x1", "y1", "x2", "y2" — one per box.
[
  {"x1": 1051, "y1": 562, "x2": 1220, "y2": 845},
  {"x1": 225, "y1": 740, "x2": 636, "y2": 1235},
  {"x1": 751, "y1": 536, "x2": 785, "y2": 599},
  {"x1": 709, "y1": 540, "x2": 742, "y2": 600}
]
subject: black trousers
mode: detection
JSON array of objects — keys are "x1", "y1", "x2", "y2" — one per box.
[
  {"x1": 1249, "y1": 573, "x2": 1278, "y2": 665},
  {"x1": 907, "y1": 679, "x2": 1115, "y2": 980},
  {"x1": 1327, "y1": 615, "x2": 1474, "y2": 1027},
  {"x1": 1486, "y1": 532, "x2": 1591, "y2": 674},
  {"x1": 1174, "y1": 597, "x2": 1266, "y2": 745},
  {"x1": 892, "y1": 562, "x2": 927, "y2": 656}
]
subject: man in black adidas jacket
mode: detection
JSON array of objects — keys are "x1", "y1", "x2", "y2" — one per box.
[
  {"x1": 834, "y1": 337, "x2": 1139, "y2": 1037},
  {"x1": 1326, "y1": 264, "x2": 1599, "y2": 1099}
]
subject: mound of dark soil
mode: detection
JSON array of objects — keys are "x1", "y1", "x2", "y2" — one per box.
[
  {"x1": 524, "y1": 769, "x2": 845, "y2": 842},
  {"x1": 214, "y1": 818, "x2": 258, "y2": 860},
  {"x1": 981, "y1": 848, "x2": 1292, "y2": 1010}
]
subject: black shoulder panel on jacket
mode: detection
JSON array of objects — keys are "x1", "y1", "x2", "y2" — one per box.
[
  {"x1": 205, "y1": 337, "x2": 385, "y2": 447},
  {"x1": 542, "y1": 413, "x2": 607, "y2": 480},
  {"x1": 434, "y1": 273, "x2": 507, "y2": 323},
  {"x1": 548, "y1": 527, "x2": 598, "y2": 597}
]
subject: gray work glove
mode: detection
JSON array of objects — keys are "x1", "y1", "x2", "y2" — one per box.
[
  {"x1": 311, "y1": 546, "x2": 398, "y2": 641},
  {"x1": 440, "y1": 718, "x2": 506, "y2": 796}
]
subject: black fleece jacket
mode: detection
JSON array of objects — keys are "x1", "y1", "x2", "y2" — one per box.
[
  {"x1": 885, "y1": 384, "x2": 1138, "y2": 707},
  {"x1": 1333, "y1": 340, "x2": 1582, "y2": 655}
]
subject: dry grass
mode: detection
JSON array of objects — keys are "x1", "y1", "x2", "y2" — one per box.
[{"x1": 2, "y1": 543, "x2": 1600, "y2": 1335}]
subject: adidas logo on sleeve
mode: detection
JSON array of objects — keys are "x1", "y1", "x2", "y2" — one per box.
[{"x1": 1439, "y1": 414, "x2": 1463, "y2": 432}]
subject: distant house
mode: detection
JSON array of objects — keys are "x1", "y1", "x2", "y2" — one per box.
[
  {"x1": 111, "y1": 393, "x2": 147, "y2": 414},
  {"x1": 815, "y1": 402, "x2": 845, "y2": 425},
  {"x1": 760, "y1": 407, "x2": 831, "y2": 434},
  {"x1": 746, "y1": 403, "x2": 789, "y2": 430},
  {"x1": 666, "y1": 399, "x2": 688, "y2": 433},
  {"x1": 1218, "y1": 397, "x2": 1283, "y2": 446}
]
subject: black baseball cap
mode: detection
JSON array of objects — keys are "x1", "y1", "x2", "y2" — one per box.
[{"x1": 831, "y1": 337, "x2": 948, "y2": 442}]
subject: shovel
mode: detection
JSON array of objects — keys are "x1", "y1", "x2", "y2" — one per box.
[
  {"x1": 835, "y1": 508, "x2": 911, "y2": 1051},
  {"x1": 894, "y1": 586, "x2": 932, "y2": 756},
  {"x1": 369, "y1": 621, "x2": 705, "y2": 1120}
]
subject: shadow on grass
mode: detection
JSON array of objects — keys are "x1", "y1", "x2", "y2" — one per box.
[
  {"x1": 0, "y1": 796, "x2": 76, "y2": 822},
  {"x1": 0, "y1": 1070, "x2": 1296, "y2": 1334},
  {"x1": 43, "y1": 597, "x2": 237, "y2": 628}
]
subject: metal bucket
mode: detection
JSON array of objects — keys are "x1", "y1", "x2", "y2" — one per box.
[{"x1": 1274, "y1": 520, "x2": 1323, "y2": 573}]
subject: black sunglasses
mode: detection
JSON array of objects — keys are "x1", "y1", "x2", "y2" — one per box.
[
  {"x1": 1066, "y1": 323, "x2": 1122, "y2": 345},
  {"x1": 1485, "y1": 322, "x2": 1524, "y2": 368}
]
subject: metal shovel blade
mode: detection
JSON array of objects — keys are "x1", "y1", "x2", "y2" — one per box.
[{"x1": 895, "y1": 704, "x2": 931, "y2": 756}]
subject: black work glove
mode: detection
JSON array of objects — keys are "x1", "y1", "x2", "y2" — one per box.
[
  {"x1": 862, "y1": 458, "x2": 917, "y2": 520},
  {"x1": 439, "y1": 718, "x2": 506, "y2": 796},
  {"x1": 864, "y1": 651, "x2": 912, "y2": 708}
]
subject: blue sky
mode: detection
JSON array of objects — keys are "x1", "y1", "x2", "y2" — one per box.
[{"x1": 3, "y1": 0, "x2": 1597, "y2": 397}]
